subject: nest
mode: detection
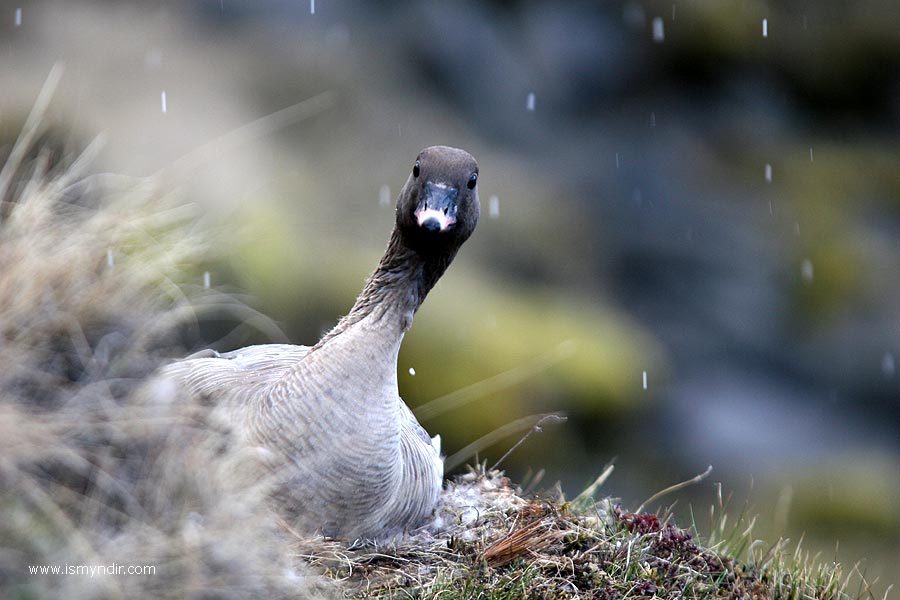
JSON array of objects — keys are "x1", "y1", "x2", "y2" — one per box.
[{"x1": 288, "y1": 467, "x2": 784, "y2": 600}]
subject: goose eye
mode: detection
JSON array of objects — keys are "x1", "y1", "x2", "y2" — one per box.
[
  {"x1": 467, "y1": 173, "x2": 477, "y2": 190},
  {"x1": 413, "y1": 161, "x2": 420, "y2": 178}
]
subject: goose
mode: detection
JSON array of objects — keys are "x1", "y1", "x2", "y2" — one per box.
[{"x1": 163, "y1": 146, "x2": 480, "y2": 541}]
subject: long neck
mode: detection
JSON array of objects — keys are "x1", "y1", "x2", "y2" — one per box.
[{"x1": 316, "y1": 228, "x2": 457, "y2": 348}]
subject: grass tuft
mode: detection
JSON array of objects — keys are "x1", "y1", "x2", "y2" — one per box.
[{"x1": 0, "y1": 86, "x2": 336, "y2": 600}]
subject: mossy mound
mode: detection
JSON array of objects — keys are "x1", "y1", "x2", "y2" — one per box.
[{"x1": 294, "y1": 468, "x2": 853, "y2": 600}]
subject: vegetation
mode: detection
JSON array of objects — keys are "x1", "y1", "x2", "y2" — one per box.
[
  {"x1": 298, "y1": 467, "x2": 876, "y2": 600},
  {"x1": 0, "y1": 91, "x2": 327, "y2": 600}
]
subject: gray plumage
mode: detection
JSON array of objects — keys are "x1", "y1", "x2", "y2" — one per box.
[{"x1": 162, "y1": 146, "x2": 480, "y2": 541}]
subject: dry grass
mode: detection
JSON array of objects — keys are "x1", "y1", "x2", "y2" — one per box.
[{"x1": 0, "y1": 85, "x2": 337, "y2": 600}]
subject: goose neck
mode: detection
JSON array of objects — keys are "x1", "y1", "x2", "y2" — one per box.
[{"x1": 319, "y1": 230, "x2": 456, "y2": 345}]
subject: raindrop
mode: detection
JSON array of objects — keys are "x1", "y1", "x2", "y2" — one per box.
[
  {"x1": 615, "y1": 152, "x2": 620, "y2": 169},
  {"x1": 408, "y1": 367, "x2": 416, "y2": 376},
  {"x1": 650, "y1": 111, "x2": 657, "y2": 127},
  {"x1": 762, "y1": 18, "x2": 768, "y2": 38},
  {"x1": 768, "y1": 200, "x2": 773, "y2": 215},
  {"x1": 379, "y1": 184, "x2": 391, "y2": 207},
  {"x1": 310, "y1": 0, "x2": 315, "y2": 15},
  {"x1": 489, "y1": 195, "x2": 500, "y2": 218},
  {"x1": 652, "y1": 17, "x2": 665, "y2": 43},
  {"x1": 526, "y1": 92, "x2": 536, "y2": 112},
  {"x1": 794, "y1": 222, "x2": 801, "y2": 236},
  {"x1": 882, "y1": 353, "x2": 896, "y2": 378},
  {"x1": 203, "y1": 271, "x2": 211, "y2": 289},
  {"x1": 765, "y1": 163, "x2": 772, "y2": 182},
  {"x1": 107, "y1": 248, "x2": 114, "y2": 268},
  {"x1": 801, "y1": 259, "x2": 814, "y2": 284},
  {"x1": 809, "y1": 147, "x2": 814, "y2": 162},
  {"x1": 161, "y1": 91, "x2": 167, "y2": 114},
  {"x1": 632, "y1": 188, "x2": 643, "y2": 205},
  {"x1": 672, "y1": 4, "x2": 676, "y2": 20},
  {"x1": 14, "y1": 7, "x2": 21, "y2": 26},
  {"x1": 642, "y1": 370, "x2": 648, "y2": 390}
]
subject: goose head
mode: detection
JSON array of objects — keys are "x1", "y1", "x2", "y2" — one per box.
[{"x1": 396, "y1": 146, "x2": 480, "y2": 255}]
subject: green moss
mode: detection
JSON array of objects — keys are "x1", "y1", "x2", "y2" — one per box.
[
  {"x1": 789, "y1": 457, "x2": 900, "y2": 539},
  {"x1": 405, "y1": 271, "x2": 665, "y2": 418}
]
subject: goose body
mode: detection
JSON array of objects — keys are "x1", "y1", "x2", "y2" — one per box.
[{"x1": 163, "y1": 146, "x2": 480, "y2": 541}]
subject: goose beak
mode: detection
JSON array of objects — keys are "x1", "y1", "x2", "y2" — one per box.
[{"x1": 415, "y1": 182, "x2": 458, "y2": 232}]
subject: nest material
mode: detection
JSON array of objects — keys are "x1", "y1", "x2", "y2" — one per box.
[{"x1": 288, "y1": 468, "x2": 785, "y2": 600}]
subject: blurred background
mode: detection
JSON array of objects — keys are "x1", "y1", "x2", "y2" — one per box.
[{"x1": 2, "y1": 0, "x2": 898, "y2": 591}]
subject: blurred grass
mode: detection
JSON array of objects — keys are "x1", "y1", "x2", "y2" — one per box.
[{"x1": 0, "y1": 92, "x2": 339, "y2": 597}]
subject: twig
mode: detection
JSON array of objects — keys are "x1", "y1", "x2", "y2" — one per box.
[
  {"x1": 443, "y1": 412, "x2": 566, "y2": 472},
  {"x1": 571, "y1": 461, "x2": 615, "y2": 508},
  {"x1": 635, "y1": 465, "x2": 713, "y2": 513},
  {"x1": 415, "y1": 341, "x2": 576, "y2": 421},
  {"x1": 152, "y1": 90, "x2": 337, "y2": 182},
  {"x1": 491, "y1": 414, "x2": 567, "y2": 471}
]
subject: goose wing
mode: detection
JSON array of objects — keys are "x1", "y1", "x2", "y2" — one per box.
[
  {"x1": 399, "y1": 399, "x2": 444, "y2": 475},
  {"x1": 162, "y1": 344, "x2": 310, "y2": 399}
]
